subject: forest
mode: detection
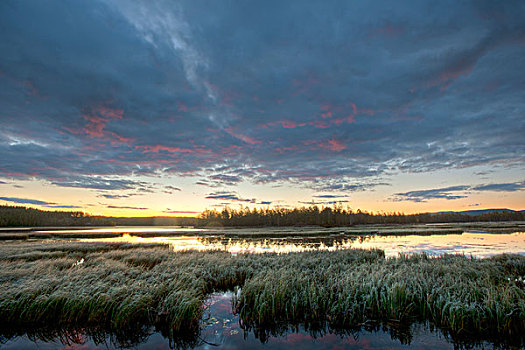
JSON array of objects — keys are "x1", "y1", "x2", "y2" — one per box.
[
  {"x1": 0, "y1": 205, "x2": 523, "y2": 227},
  {"x1": 0, "y1": 205, "x2": 114, "y2": 227},
  {"x1": 197, "y1": 206, "x2": 525, "y2": 227}
]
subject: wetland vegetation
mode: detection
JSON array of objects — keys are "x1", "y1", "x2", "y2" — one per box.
[{"x1": 0, "y1": 239, "x2": 523, "y2": 348}]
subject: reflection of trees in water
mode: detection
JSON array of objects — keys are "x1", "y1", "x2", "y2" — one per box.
[
  {"x1": 238, "y1": 319, "x2": 496, "y2": 349},
  {"x1": 0, "y1": 325, "x2": 154, "y2": 349},
  {"x1": 237, "y1": 316, "x2": 415, "y2": 345},
  {"x1": 0, "y1": 315, "x2": 505, "y2": 349},
  {"x1": 0, "y1": 324, "x2": 202, "y2": 349},
  {"x1": 199, "y1": 235, "x2": 361, "y2": 249},
  {"x1": 0, "y1": 321, "x2": 421, "y2": 348}
]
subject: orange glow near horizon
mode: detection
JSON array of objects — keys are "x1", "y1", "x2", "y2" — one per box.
[
  {"x1": 2, "y1": 200, "x2": 524, "y2": 218},
  {"x1": 0, "y1": 172, "x2": 524, "y2": 218}
]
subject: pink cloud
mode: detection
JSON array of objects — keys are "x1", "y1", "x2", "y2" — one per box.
[
  {"x1": 274, "y1": 145, "x2": 299, "y2": 154},
  {"x1": 97, "y1": 106, "x2": 124, "y2": 119},
  {"x1": 260, "y1": 120, "x2": 307, "y2": 129},
  {"x1": 315, "y1": 136, "x2": 347, "y2": 152},
  {"x1": 106, "y1": 131, "x2": 134, "y2": 145},
  {"x1": 136, "y1": 144, "x2": 211, "y2": 154},
  {"x1": 421, "y1": 61, "x2": 476, "y2": 91},
  {"x1": 80, "y1": 105, "x2": 132, "y2": 144},
  {"x1": 321, "y1": 111, "x2": 332, "y2": 118},
  {"x1": 276, "y1": 136, "x2": 347, "y2": 155},
  {"x1": 261, "y1": 101, "x2": 369, "y2": 131},
  {"x1": 437, "y1": 64, "x2": 475, "y2": 90},
  {"x1": 98, "y1": 158, "x2": 179, "y2": 166},
  {"x1": 332, "y1": 114, "x2": 356, "y2": 125},
  {"x1": 310, "y1": 120, "x2": 330, "y2": 128},
  {"x1": 225, "y1": 127, "x2": 262, "y2": 145},
  {"x1": 282, "y1": 120, "x2": 307, "y2": 128},
  {"x1": 220, "y1": 144, "x2": 243, "y2": 155}
]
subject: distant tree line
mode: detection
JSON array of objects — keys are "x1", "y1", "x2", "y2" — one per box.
[
  {"x1": 0, "y1": 205, "x2": 114, "y2": 227},
  {"x1": 109, "y1": 216, "x2": 196, "y2": 226},
  {"x1": 197, "y1": 205, "x2": 525, "y2": 227},
  {"x1": 0, "y1": 205, "x2": 199, "y2": 227},
  {"x1": 1, "y1": 204, "x2": 523, "y2": 227}
]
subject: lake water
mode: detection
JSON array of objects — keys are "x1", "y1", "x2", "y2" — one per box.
[
  {"x1": 1, "y1": 292, "x2": 487, "y2": 350},
  {"x1": 3, "y1": 222, "x2": 524, "y2": 258},
  {"x1": 70, "y1": 226, "x2": 525, "y2": 258}
]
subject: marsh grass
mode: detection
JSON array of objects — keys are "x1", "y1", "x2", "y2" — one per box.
[{"x1": 0, "y1": 240, "x2": 523, "y2": 347}]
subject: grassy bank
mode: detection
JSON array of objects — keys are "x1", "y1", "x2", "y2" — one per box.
[{"x1": 0, "y1": 240, "x2": 523, "y2": 347}]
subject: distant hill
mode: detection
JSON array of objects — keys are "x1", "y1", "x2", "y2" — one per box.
[{"x1": 429, "y1": 208, "x2": 524, "y2": 216}]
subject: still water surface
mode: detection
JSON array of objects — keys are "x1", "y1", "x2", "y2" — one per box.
[
  {"x1": 77, "y1": 229, "x2": 525, "y2": 258},
  {"x1": 2, "y1": 292, "x2": 482, "y2": 350}
]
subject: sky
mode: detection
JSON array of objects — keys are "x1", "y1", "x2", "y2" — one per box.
[{"x1": 0, "y1": 0, "x2": 524, "y2": 217}]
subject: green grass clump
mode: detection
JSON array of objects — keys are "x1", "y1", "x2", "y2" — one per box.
[{"x1": 0, "y1": 240, "x2": 523, "y2": 347}]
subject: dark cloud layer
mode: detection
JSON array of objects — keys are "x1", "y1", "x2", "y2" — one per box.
[
  {"x1": 205, "y1": 192, "x2": 255, "y2": 203},
  {"x1": 0, "y1": 1, "x2": 524, "y2": 197},
  {"x1": 107, "y1": 205, "x2": 148, "y2": 210},
  {"x1": 299, "y1": 200, "x2": 350, "y2": 205},
  {"x1": 205, "y1": 191, "x2": 272, "y2": 206},
  {"x1": 0, "y1": 196, "x2": 82, "y2": 209},
  {"x1": 392, "y1": 181, "x2": 525, "y2": 202}
]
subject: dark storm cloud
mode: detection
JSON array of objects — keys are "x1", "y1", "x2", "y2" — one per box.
[
  {"x1": 392, "y1": 180, "x2": 525, "y2": 202},
  {"x1": 0, "y1": 0, "x2": 524, "y2": 192}
]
